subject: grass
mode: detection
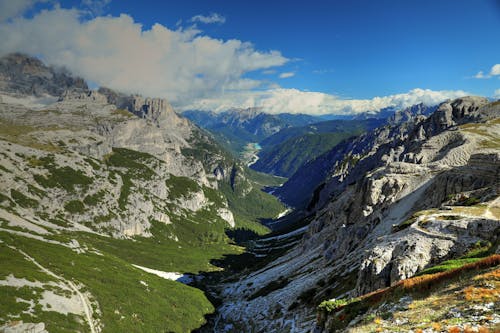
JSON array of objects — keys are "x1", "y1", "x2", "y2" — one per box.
[
  {"x1": 83, "y1": 190, "x2": 106, "y2": 206},
  {"x1": 10, "y1": 189, "x2": 39, "y2": 209},
  {"x1": 317, "y1": 254, "x2": 500, "y2": 332},
  {"x1": 0, "y1": 231, "x2": 218, "y2": 332},
  {"x1": 417, "y1": 243, "x2": 493, "y2": 276},
  {"x1": 111, "y1": 108, "x2": 134, "y2": 118},
  {"x1": 64, "y1": 200, "x2": 85, "y2": 214},
  {"x1": 166, "y1": 175, "x2": 201, "y2": 199},
  {"x1": 31, "y1": 155, "x2": 93, "y2": 193},
  {"x1": 0, "y1": 122, "x2": 60, "y2": 152}
]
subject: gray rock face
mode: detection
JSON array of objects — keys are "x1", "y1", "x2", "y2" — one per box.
[
  {"x1": 58, "y1": 89, "x2": 107, "y2": 104},
  {"x1": 213, "y1": 98, "x2": 500, "y2": 332},
  {"x1": 0, "y1": 321, "x2": 48, "y2": 333},
  {"x1": 0, "y1": 54, "x2": 244, "y2": 238},
  {"x1": 0, "y1": 53, "x2": 87, "y2": 96}
]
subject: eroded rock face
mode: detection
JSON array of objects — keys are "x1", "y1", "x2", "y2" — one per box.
[
  {"x1": 0, "y1": 53, "x2": 87, "y2": 96},
  {"x1": 0, "y1": 75, "x2": 241, "y2": 238},
  {"x1": 0, "y1": 321, "x2": 48, "y2": 333},
  {"x1": 212, "y1": 98, "x2": 500, "y2": 333}
]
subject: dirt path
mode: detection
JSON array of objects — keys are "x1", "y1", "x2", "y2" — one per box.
[
  {"x1": 483, "y1": 197, "x2": 500, "y2": 220},
  {"x1": 10, "y1": 246, "x2": 97, "y2": 333}
]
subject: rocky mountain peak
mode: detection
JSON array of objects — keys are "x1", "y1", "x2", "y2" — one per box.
[
  {"x1": 132, "y1": 96, "x2": 175, "y2": 122},
  {"x1": 0, "y1": 53, "x2": 87, "y2": 96},
  {"x1": 429, "y1": 96, "x2": 489, "y2": 131},
  {"x1": 58, "y1": 89, "x2": 107, "y2": 104}
]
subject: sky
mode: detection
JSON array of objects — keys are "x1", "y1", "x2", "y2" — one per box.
[{"x1": 0, "y1": 0, "x2": 499, "y2": 115}]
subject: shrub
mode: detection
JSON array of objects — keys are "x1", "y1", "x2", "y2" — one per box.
[
  {"x1": 64, "y1": 200, "x2": 85, "y2": 214},
  {"x1": 10, "y1": 189, "x2": 39, "y2": 208}
]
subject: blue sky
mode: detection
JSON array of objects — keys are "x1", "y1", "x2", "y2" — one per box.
[
  {"x1": 0, "y1": 0, "x2": 499, "y2": 114},
  {"x1": 94, "y1": 0, "x2": 500, "y2": 98}
]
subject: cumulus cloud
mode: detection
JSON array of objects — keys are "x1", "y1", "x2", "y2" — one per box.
[
  {"x1": 0, "y1": 6, "x2": 287, "y2": 103},
  {"x1": 0, "y1": 0, "x2": 46, "y2": 22},
  {"x1": 494, "y1": 89, "x2": 500, "y2": 98},
  {"x1": 190, "y1": 13, "x2": 226, "y2": 24},
  {"x1": 474, "y1": 64, "x2": 500, "y2": 79},
  {"x1": 491, "y1": 64, "x2": 500, "y2": 76},
  {"x1": 181, "y1": 88, "x2": 469, "y2": 115},
  {"x1": 279, "y1": 72, "x2": 295, "y2": 78},
  {"x1": 474, "y1": 71, "x2": 489, "y2": 79}
]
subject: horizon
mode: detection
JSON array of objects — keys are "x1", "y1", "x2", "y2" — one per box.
[{"x1": 0, "y1": 0, "x2": 499, "y2": 115}]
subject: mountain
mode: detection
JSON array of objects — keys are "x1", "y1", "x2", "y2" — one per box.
[
  {"x1": 203, "y1": 96, "x2": 500, "y2": 332},
  {"x1": 0, "y1": 54, "x2": 285, "y2": 332},
  {"x1": 273, "y1": 104, "x2": 439, "y2": 208},
  {"x1": 182, "y1": 108, "x2": 320, "y2": 154},
  {"x1": 251, "y1": 119, "x2": 384, "y2": 177}
]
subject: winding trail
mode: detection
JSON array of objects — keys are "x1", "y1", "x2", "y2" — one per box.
[{"x1": 8, "y1": 246, "x2": 97, "y2": 333}]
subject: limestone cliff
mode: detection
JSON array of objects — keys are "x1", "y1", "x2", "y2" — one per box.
[{"x1": 210, "y1": 97, "x2": 500, "y2": 332}]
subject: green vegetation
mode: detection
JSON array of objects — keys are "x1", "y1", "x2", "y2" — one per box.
[
  {"x1": 111, "y1": 108, "x2": 134, "y2": 118},
  {"x1": 166, "y1": 175, "x2": 201, "y2": 199},
  {"x1": 64, "y1": 200, "x2": 85, "y2": 214},
  {"x1": 392, "y1": 216, "x2": 417, "y2": 233},
  {"x1": 254, "y1": 132, "x2": 359, "y2": 177},
  {"x1": 27, "y1": 184, "x2": 46, "y2": 198},
  {"x1": 317, "y1": 255, "x2": 500, "y2": 332},
  {"x1": 83, "y1": 190, "x2": 106, "y2": 206},
  {"x1": 10, "y1": 189, "x2": 39, "y2": 208},
  {"x1": 417, "y1": 242, "x2": 493, "y2": 276},
  {"x1": 0, "y1": 231, "x2": 216, "y2": 332},
  {"x1": 30, "y1": 155, "x2": 92, "y2": 192},
  {"x1": 318, "y1": 298, "x2": 354, "y2": 313},
  {"x1": 105, "y1": 148, "x2": 158, "y2": 209}
]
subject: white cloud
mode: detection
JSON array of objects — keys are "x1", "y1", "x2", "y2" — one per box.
[
  {"x1": 312, "y1": 69, "x2": 334, "y2": 74},
  {"x1": 190, "y1": 13, "x2": 226, "y2": 24},
  {"x1": 0, "y1": 0, "x2": 46, "y2": 22},
  {"x1": 490, "y1": 64, "x2": 500, "y2": 76},
  {"x1": 474, "y1": 64, "x2": 500, "y2": 79},
  {"x1": 0, "y1": 7, "x2": 287, "y2": 103},
  {"x1": 474, "y1": 71, "x2": 489, "y2": 79},
  {"x1": 279, "y1": 72, "x2": 295, "y2": 78},
  {"x1": 494, "y1": 89, "x2": 500, "y2": 98},
  {"x1": 180, "y1": 88, "x2": 469, "y2": 115}
]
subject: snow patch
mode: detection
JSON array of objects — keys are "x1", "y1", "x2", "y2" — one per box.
[{"x1": 132, "y1": 264, "x2": 193, "y2": 284}]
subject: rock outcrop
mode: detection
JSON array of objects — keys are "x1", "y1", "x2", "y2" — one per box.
[{"x1": 210, "y1": 97, "x2": 500, "y2": 332}]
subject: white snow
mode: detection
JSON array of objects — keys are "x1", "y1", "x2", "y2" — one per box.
[
  {"x1": 132, "y1": 264, "x2": 193, "y2": 284},
  {"x1": 276, "y1": 208, "x2": 291, "y2": 219}
]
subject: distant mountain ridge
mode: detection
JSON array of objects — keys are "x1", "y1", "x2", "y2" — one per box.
[
  {"x1": 182, "y1": 108, "x2": 321, "y2": 153},
  {"x1": 251, "y1": 118, "x2": 385, "y2": 177}
]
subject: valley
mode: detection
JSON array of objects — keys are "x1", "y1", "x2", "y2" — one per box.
[{"x1": 0, "y1": 53, "x2": 499, "y2": 333}]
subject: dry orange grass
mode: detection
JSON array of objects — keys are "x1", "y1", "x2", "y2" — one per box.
[
  {"x1": 474, "y1": 268, "x2": 500, "y2": 281},
  {"x1": 397, "y1": 255, "x2": 500, "y2": 293},
  {"x1": 464, "y1": 325, "x2": 474, "y2": 333},
  {"x1": 477, "y1": 326, "x2": 490, "y2": 333},
  {"x1": 463, "y1": 286, "x2": 499, "y2": 301},
  {"x1": 432, "y1": 322, "x2": 442, "y2": 331},
  {"x1": 353, "y1": 255, "x2": 500, "y2": 307},
  {"x1": 447, "y1": 326, "x2": 461, "y2": 333}
]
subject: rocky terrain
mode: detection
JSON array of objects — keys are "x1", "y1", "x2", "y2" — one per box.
[
  {"x1": 0, "y1": 54, "x2": 285, "y2": 332},
  {"x1": 205, "y1": 97, "x2": 500, "y2": 332},
  {"x1": 0, "y1": 53, "x2": 498, "y2": 333}
]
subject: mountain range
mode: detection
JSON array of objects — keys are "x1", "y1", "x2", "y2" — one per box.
[{"x1": 0, "y1": 54, "x2": 499, "y2": 333}]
